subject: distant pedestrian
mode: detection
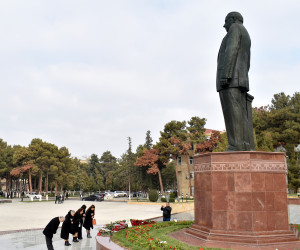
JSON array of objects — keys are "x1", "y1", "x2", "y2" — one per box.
[
  {"x1": 161, "y1": 202, "x2": 172, "y2": 221},
  {"x1": 58, "y1": 194, "x2": 64, "y2": 204},
  {"x1": 43, "y1": 216, "x2": 65, "y2": 250},
  {"x1": 60, "y1": 210, "x2": 75, "y2": 246},
  {"x1": 21, "y1": 191, "x2": 24, "y2": 201},
  {"x1": 55, "y1": 195, "x2": 58, "y2": 204},
  {"x1": 78, "y1": 205, "x2": 86, "y2": 240},
  {"x1": 83, "y1": 205, "x2": 95, "y2": 238},
  {"x1": 66, "y1": 192, "x2": 69, "y2": 200}
]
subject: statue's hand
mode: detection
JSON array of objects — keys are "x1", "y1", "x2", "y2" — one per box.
[{"x1": 220, "y1": 78, "x2": 229, "y2": 86}]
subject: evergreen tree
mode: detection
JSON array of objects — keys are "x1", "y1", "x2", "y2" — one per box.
[
  {"x1": 99, "y1": 151, "x2": 117, "y2": 190},
  {"x1": 144, "y1": 130, "x2": 153, "y2": 150}
]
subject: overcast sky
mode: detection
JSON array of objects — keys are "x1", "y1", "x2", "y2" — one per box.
[{"x1": 0, "y1": 1, "x2": 299, "y2": 159}]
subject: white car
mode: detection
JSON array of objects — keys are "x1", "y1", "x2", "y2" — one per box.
[
  {"x1": 113, "y1": 191, "x2": 127, "y2": 198},
  {"x1": 104, "y1": 192, "x2": 112, "y2": 197},
  {"x1": 26, "y1": 192, "x2": 42, "y2": 199}
]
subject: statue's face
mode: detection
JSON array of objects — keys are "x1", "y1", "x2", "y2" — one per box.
[{"x1": 223, "y1": 16, "x2": 234, "y2": 32}]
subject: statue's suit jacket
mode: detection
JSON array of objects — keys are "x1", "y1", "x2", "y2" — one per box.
[{"x1": 217, "y1": 22, "x2": 251, "y2": 93}]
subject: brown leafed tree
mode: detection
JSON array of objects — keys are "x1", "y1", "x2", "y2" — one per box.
[
  {"x1": 10, "y1": 164, "x2": 34, "y2": 195},
  {"x1": 135, "y1": 149, "x2": 164, "y2": 195},
  {"x1": 196, "y1": 130, "x2": 221, "y2": 153}
]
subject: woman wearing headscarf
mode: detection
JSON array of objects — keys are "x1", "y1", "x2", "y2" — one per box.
[
  {"x1": 83, "y1": 204, "x2": 95, "y2": 238},
  {"x1": 78, "y1": 204, "x2": 86, "y2": 240},
  {"x1": 60, "y1": 210, "x2": 75, "y2": 246}
]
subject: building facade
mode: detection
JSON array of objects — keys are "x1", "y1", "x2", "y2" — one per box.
[
  {"x1": 176, "y1": 153, "x2": 194, "y2": 197},
  {"x1": 176, "y1": 129, "x2": 218, "y2": 197}
]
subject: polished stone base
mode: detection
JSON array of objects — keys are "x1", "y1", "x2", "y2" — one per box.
[
  {"x1": 96, "y1": 236, "x2": 125, "y2": 250},
  {"x1": 171, "y1": 228, "x2": 300, "y2": 250},
  {"x1": 186, "y1": 225, "x2": 299, "y2": 245},
  {"x1": 186, "y1": 151, "x2": 299, "y2": 246}
]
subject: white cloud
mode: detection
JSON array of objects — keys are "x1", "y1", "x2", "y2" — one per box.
[{"x1": 0, "y1": 0, "x2": 299, "y2": 158}]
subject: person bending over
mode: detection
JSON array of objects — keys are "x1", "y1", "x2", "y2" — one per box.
[
  {"x1": 60, "y1": 210, "x2": 75, "y2": 246},
  {"x1": 83, "y1": 204, "x2": 95, "y2": 238},
  {"x1": 43, "y1": 216, "x2": 65, "y2": 250}
]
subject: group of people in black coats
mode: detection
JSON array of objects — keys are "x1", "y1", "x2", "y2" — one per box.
[{"x1": 43, "y1": 204, "x2": 95, "y2": 250}]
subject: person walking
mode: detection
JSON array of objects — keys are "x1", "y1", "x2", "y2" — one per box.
[
  {"x1": 161, "y1": 202, "x2": 172, "y2": 221},
  {"x1": 43, "y1": 216, "x2": 65, "y2": 250},
  {"x1": 60, "y1": 210, "x2": 75, "y2": 246},
  {"x1": 83, "y1": 204, "x2": 95, "y2": 238},
  {"x1": 72, "y1": 208, "x2": 84, "y2": 242},
  {"x1": 78, "y1": 205, "x2": 86, "y2": 240}
]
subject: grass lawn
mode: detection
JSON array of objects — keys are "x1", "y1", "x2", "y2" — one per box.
[
  {"x1": 111, "y1": 221, "x2": 227, "y2": 250},
  {"x1": 288, "y1": 193, "x2": 299, "y2": 198}
]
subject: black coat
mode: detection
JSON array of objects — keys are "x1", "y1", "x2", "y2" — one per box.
[
  {"x1": 83, "y1": 209, "x2": 94, "y2": 230},
  {"x1": 81, "y1": 208, "x2": 86, "y2": 224},
  {"x1": 216, "y1": 22, "x2": 251, "y2": 93},
  {"x1": 161, "y1": 206, "x2": 172, "y2": 219},
  {"x1": 43, "y1": 217, "x2": 60, "y2": 239},
  {"x1": 60, "y1": 212, "x2": 74, "y2": 239},
  {"x1": 73, "y1": 212, "x2": 82, "y2": 233}
]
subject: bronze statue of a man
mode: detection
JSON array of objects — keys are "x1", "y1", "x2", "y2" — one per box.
[{"x1": 217, "y1": 12, "x2": 255, "y2": 151}]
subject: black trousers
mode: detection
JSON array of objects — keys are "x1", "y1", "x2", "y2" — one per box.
[
  {"x1": 78, "y1": 223, "x2": 83, "y2": 238},
  {"x1": 45, "y1": 236, "x2": 54, "y2": 250},
  {"x1": 219, "y1": 88, "x2": 251, "y2": 151}
]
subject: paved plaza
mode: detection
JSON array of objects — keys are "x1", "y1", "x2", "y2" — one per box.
[
  {"x1": 0, "y1": 199, "x2": 299, "y2": 250},
  {"x1": 0, "y1": 199, "x2": 163, "y2": 250}
]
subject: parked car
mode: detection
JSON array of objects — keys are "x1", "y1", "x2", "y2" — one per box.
[
  {"x1": 104, "y1": 192, "x2": 113, "y2": 198},
  {"x1": 82, "y1": 194, "x2": 104, "y2": 201},
  {"x1": 113, "y1": 191, "x2": 127, "y2": 198},
  {"x1": 26, "y1": 192, "x2": 42, "y2": 199}
]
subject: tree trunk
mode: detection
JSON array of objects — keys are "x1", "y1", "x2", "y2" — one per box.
[
  {"x1": 16, "y1": 179, "x2": 19, "y2": 197},
  {"x1": 33, "y1": 177, "x2": 36, "y2": 191},
  {"x1": 45, "y1": 171, "x2": 49, "y2": 194},
  {"x1": 6, "y1": 177, "x2": 9, "y2": 196},
  {"x1": 28, "y1": 169, "x2": 33, "y2": 195},
  {"x1": 128, "y1": 167, "x2": 131, "y2": 199},
  {"x1": 38, "y1": 170, "x2": 43, "y2": 194},
  {"x1": 128, "y1": 179, "x2": 131, "y2": 200},
  {"x1": 157, "y1": 169, "x2": 164, "y2": 196},
  {"x1": 173, "y1": 156, "x2": 181, "y2": 196},
  {"x1": 55, "y1": 180, "x2": 58, "y2": 196},
  {"x1": 185, "y1": 154, "x2": 192, "y2": 196},
  {"x1": 8, "y1": 175, "x2": 12, "y2": 197}
]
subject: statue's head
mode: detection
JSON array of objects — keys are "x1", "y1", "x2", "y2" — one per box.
[{"x1": 224, "y1": 12, "x2": 243, "y2": 32}]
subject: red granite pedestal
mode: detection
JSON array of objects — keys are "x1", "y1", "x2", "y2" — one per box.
[{"x1": 185, "y1": 151, "x2": 299, "y2": 247}]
